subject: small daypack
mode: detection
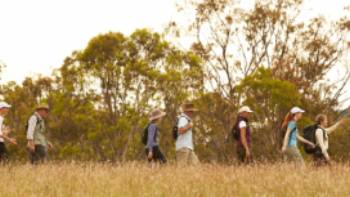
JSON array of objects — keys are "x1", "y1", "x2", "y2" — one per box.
[
  {"x1": 172, "y1": 115, "x2": 189, "y2": 140},
  {"x1": 231, "y1": 116, "x2": 249, "y2": 142},
  {"x1": 141, "y1": 124, "x2": 150, "y2": 145},
  {"x1": 303, "y1": 124, "x2": 320, "y2": 154},
  {"x1": 231, "y1": 125, "x2": 240, "y2": 141}
]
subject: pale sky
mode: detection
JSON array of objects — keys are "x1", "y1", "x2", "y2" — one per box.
[{"x1": 0, "y1": 0, "x2": 349, "y2": 89}]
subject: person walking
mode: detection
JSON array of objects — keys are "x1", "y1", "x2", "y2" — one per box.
[
  {"x1": 0, "y1": 102, "x2": 17, "y2": 163},
  {"x1": 145, "y1": 109, "x2": 167, "y2": 164},
  {"x1": 26, "y1": 104, "x2": 53, "y2": 164},
  {"x1": 175, "y1": 103, "x2": 199, "y2": 165},
  {"x1": 232, "y1": 106, "x2": 254, "y2": 163},
  {"x1": 313, "y1": 114, "x2": 345, "y2": 165},
  {"x1": 281, "y1": 107, "x2": 315, "y2": 165}
]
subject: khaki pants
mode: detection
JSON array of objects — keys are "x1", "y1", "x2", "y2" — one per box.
[
  {"x1": 284, "y1": 147, "x2": 304, "y2": 166},
  {"x1": 176, "y1": 148, "x2": 199, "y2": 166}
]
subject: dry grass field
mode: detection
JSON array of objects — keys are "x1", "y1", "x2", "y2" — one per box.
[{"x1": 0, "y1": 162, "x2": 350, "y2": 197}]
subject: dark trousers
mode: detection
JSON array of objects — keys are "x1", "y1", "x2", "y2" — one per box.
[
  {"x1": 145, "y1": 146, "x2": 167, "y2": 164},
  {"x1": 0, "y1": 142, "x2": 9, "y2": 162},
  {"x1": 313, "y1": 150, "x2": 328, "y2": 166},
  {"x1": 236, "y1": 145, "x2": 253, "y2": 164},
  {"x1": 30, "y1": 145, "x2": 48, "y2": 164}
]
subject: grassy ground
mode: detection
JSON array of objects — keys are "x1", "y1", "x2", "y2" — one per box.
[{"x1": 0, "y1": 162, "x2": 349, "y2": 197}]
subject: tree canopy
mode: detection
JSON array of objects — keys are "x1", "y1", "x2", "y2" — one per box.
[{"x1": 1, "y1": 0, "x2": 350, "y2": 162}]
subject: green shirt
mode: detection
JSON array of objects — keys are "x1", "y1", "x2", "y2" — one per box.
[{"x1": 27, "y1": 113, "x2": 47, "y2": 147}]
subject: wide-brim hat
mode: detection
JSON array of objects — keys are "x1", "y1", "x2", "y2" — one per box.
[
  {"x1": 181, "y1": 103, "x2": 199, "y2": 112},
  {"x1": 149, "y1": 109, "x2": 166, "y2": 121},
  {"x1": 36, "y1": 104, "x2": 50, "y2": 111},
  {"x1": 238, "y1": 106, "x2": 253, "y2": 113}
]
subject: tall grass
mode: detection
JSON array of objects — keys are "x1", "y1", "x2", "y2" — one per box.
[{"x1": 0, "y1": 162, "x2": 349, "y2": 197}]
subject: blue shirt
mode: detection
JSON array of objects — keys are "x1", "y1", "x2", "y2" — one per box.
[{"x1": 287, "y1": 121, "x2": 298, "y2": 147}]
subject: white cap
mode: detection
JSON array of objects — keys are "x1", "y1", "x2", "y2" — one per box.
[
  {"x1": 0, "y1": 102, "x2": 11, "y2": 109},
  {"x1": 290, "y1": 106, "x2": 305, "y2": 114},
  {"x1": 238, "y1": 106, "x2": 253, "y2": 113}
]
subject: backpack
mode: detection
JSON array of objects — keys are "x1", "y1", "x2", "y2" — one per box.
[
  {"x1": 141, "y1": 124, "x2": 150, "y2": 145},
  {"x1": 172, "y1": 115, "x2": 189, "y2": 140},
  {"x1": 231, "y1": 125, "x2": 240, "y2": 141},
  {"x1": 303, "y1": 124, "x2": 320, "y2": 154},
  {"x1": 231, "y1": 116, "x2": 249, "y2": 142}
]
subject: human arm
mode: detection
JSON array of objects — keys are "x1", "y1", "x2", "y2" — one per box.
[
  {"x1": 178, "y1": 117, "x2": 192, "y2": 135},
  {"x1": 297, "y1": 133, "x2": 315, "y2": 147},
  {"x1": 326, "y1": 119, "x2": 344, "y2": 135},
  {"x1": 0, "y1": 127, "x2": 17, "y2": 145},
  {"x1": 240, "y1": 127, "x2": 251, "y2": 159},
  {"x1": 282, "y1": 128, "x2": 292, "y2": 152},
  {"x1": 26, "y1": 116, "x2": 37, "y2": 151}
]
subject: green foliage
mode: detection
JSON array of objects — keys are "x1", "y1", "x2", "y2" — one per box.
[
  {"x1": 1, "y1": 0, "x2": 350, "y2": 163},
  {"x1": 0, "y1": 29, "x2": 204, "y2": 162}
]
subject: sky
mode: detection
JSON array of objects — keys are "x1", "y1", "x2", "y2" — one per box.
[{"x1": 0, "y1": 0, "x2": 349, "y2": 105}]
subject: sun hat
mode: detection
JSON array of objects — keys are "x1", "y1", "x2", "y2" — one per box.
[
  {"x1": 149, "y1": 109, "x2": 166, "y2": 121},
  {"x1": 181, "y1": 103, "x2": 199, "y2": 112},
  {"x1": 0, "y1": 102, "x2": 11, "y2": 109},
  {"x1": 290, "y1": 106, "x2": 305, "y2": 114},
  {"x1": 36, "y1": 104, "x2": 50, "y2": 111},
  {"x1": 238, "y1": 106, "x2": 253, "y2": 113}
]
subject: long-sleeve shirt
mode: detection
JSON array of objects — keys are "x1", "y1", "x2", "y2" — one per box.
[
  {"x1": 146, "y1": 123, "x2": 159, "y2": 150},
  {"x1": 315, "y1": 121, "x2": 342, "y2": 158}
]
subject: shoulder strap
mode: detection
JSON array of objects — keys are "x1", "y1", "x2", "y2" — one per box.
[
  {"x1": 33, "y1": 114, "x2": 41, "y2": 123},
  {"x1": 317, "y1": 126, "x2": 327, "y2": 140},
  {"x1": 288, "y1": 126, "x2": 297, "y2": 138},
  {"x1": 28, "y1": 114, "x2": 39, "y2": 126}
]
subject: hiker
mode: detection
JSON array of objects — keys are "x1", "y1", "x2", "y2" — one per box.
[
  {"x1": 0, "y1": 102, "x2": 17, "y2": 162},
  {"x1": 281, "y1": 107, "x2": 315, "y2": 165},
  {"x1": 26, "y1": 104, "x2": 53, "y2": 164},
  {"x1": 175, "y1": 103, "x2": 199, "y2": 165},
  {"x1": 144, "y1": 109, "x2": 167, "y2": 164},
  {"x1": 232, "y1": 106, "x2": 254, "y2": 163},
  {"x1": 312, "y1": 114, "x2": 345, "y2": 165}
]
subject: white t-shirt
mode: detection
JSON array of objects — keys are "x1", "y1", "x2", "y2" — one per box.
[
  {"x1": 0, "y1": 116, "x2": 4, "y2": 142},
  {"x1": 239, "y1": 121, "x2": 247, "y2": 129},
  {"x1": 175, "y1": 114, "x2": 194, "y2": 151}
]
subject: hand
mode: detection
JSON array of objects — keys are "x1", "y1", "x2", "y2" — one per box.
[
  {"x1": 48, "y1": 142, "x2": 53, "y2": 150},
  {"x1": 310, "y1": 143, "x2": 316, "y2": 148},
  {"x1": 340, "y1": 118, "x2": 346, "y2": 124},
  {"x1": 27, "y1": 141, "x2": 35, "y2": 152},
  {"x1": 245, "y1": 150, "x2": 251, "y2": 161},
  {"x1": 148, "y1": 151, "x2": 153, "y2": 160},
  {"x1": 281, "y1": 147, "x2": 287, "y2": 153},
  {"x1": 9, "y1": 138, "x2": 17, "y2": 145},
  {"x1": 188, "y1": 122, "x2": 193, "y2": 129}
]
